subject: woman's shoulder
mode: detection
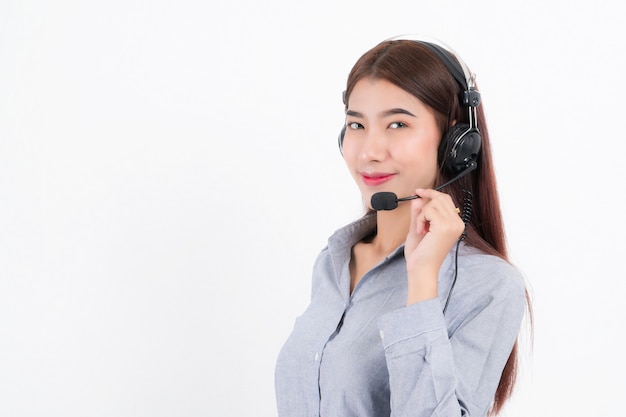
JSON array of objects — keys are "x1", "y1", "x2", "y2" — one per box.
[
  {"x1": 456, "y1": 247, "x2": 527, "y2": 301},
  {"x1": 441, "y1": 247, "x2": 528, "y2": 334}
]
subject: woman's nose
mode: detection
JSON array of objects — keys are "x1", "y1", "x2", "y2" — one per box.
[{"x1": 360, "y1": 129, "x2": 388, "y2": 162}]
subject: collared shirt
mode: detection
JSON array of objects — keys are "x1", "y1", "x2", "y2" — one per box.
[{"x1": 275, "y1": 213, "x2": 526, "y2": 417}]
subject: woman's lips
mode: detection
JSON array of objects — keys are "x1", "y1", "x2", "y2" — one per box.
[{"x1": 361, "y1": 173, "x2": 396, "y2": 186}]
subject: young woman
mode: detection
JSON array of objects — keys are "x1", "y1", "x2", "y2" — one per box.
[{"x1": 275, "y1": 36, "x2": 531, "y2": 417}]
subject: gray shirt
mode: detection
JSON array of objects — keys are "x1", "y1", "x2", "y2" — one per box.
[{"x1": 275, "y1": 214, "x2": 526, "y2": 417}]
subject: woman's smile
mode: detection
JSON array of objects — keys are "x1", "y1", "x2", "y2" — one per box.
[{"x1": 360, "y1": 172, "x2": 396, "y2": 186}]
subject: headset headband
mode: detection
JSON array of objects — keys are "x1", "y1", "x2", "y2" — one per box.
[
  {"x1": 387, "y1": 34, "x2": 480, "y2": 108},
  {"x1": 387, "y1": 34, "x2": 476, "y2": 89}
]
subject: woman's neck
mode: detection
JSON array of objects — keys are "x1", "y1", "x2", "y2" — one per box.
[{"x1": 369, "y1": 202, "x2": 411, "y2": 254}]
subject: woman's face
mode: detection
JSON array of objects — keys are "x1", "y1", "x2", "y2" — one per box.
[{"x1": 342, "y1": 77, "x2": 442, "y2": 209}]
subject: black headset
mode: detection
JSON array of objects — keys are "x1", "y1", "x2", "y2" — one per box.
[{"x1": 338, "y1": 37, "x2": 482, "y2": 177}]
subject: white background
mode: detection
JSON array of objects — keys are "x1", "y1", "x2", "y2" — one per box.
[{"x1": 1, "y1": 0, "x2": 624, "y2": 416}]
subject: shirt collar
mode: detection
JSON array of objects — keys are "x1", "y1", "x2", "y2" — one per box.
[{"x1": 326, "y1": 212, "x2": 469, "y2": 284}]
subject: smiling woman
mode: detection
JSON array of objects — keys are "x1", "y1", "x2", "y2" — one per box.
[{"x1": 274, "y1": 36, "x2": 532, "y2": 417}]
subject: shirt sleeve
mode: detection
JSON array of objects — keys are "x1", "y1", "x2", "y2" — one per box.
[{"x1": 377, "y1": 270, "x2": 526, "y2": 417}]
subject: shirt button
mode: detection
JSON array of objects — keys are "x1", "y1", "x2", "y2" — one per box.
[{"x1": 314, "y1": 352, "x2": 319, "y2": 361}]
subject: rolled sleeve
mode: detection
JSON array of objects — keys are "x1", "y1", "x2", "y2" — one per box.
[
  {"x1": 377, "y1": 299, "x2": 461, "y2": 417},
  {"x1": 377, "y1": 298, "x2": 447, "y2": 349}
]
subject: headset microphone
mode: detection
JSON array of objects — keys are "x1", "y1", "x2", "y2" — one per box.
[{"x1": 370, "y1": 161, "x2": 477, "y2": 211}]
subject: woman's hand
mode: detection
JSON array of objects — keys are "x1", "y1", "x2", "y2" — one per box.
[{"x1": 404, "y1": 188, "x2": 465, "y2": 305}]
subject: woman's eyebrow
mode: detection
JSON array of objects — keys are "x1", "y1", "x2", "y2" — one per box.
[
  {"x1": 381, "y1": 108, "x2": 416, "y2": 117},
  {"x1": 345, "y1": 110, "x2": 363, "y2": 117},
  {"x1": 345, "y1": 108, "x2": 416, "y2": 118}
]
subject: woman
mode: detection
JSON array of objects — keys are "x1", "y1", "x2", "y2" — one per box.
[{"x1": 275, "y1": 36, "x2": 530, "y2": 417}]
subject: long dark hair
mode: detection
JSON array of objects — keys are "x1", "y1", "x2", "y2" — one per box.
[{"x1": 344, "y1": 39, "x2": 531, "y2": 415}]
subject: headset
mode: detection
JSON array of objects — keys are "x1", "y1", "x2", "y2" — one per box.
[{"x1": 337, "y1": 35, "x2": 482, "y2": 177}]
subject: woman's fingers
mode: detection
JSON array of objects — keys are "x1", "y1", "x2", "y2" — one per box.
[
  {"x1": 415, "y1": 189, "x2": 465, "y2": 232},
  {"x1": 411, "y1": 188, "x2": 465, "y2": 241}
]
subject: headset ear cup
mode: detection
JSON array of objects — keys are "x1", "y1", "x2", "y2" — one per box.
[
  {"x1": 439, "y1": 124, "x2": 481, "y2": 174},
  {"x1": 455, "y1": 128, "x2": 481, "y2": 170},
  {"x1": 338, "y1": 125, "x2": 346, "y2": 154},
  {"x1": 439, "y1": 124, "x2": 468, "y2": 172}
]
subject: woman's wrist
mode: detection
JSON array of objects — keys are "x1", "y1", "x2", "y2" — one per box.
[{"x1": 406, "y1": 268, "x2": 439, "y2": 305}]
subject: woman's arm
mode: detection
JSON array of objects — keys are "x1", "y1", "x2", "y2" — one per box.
[
  {"x1": 377, "y1": 263, "x2": 526, "y2": 417},
  {"x1": 404, "y1": 188, "x2": 465, "y2": 306}
]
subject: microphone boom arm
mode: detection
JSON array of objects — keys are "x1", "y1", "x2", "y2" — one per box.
[{"x1": 397, "y1": 161, "x2": 477, "y2": 203}]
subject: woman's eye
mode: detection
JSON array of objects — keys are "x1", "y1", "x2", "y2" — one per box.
[
  {"x1": 348, "y1": 122, "x2": 363, "y2": 130},
  {"x1": 389, "y1": 122, "x2": 406, "y2": 129}
]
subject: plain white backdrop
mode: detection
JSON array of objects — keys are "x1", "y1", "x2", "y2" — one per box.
[{"x1": 1, "y1": 0, "x2": 624, "y2": 416}]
